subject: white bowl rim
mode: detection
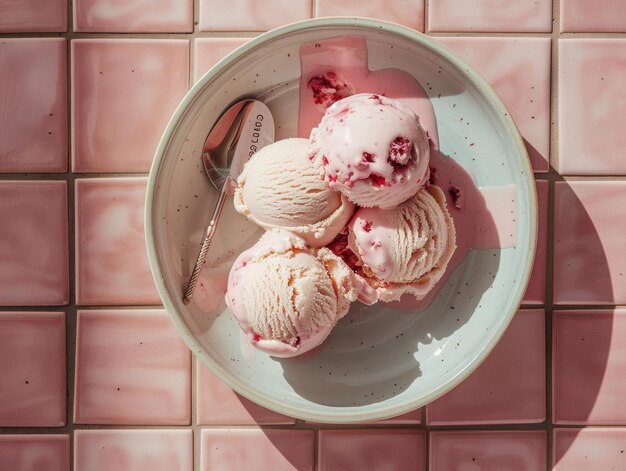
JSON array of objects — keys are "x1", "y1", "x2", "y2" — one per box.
[{"x1": 145, "y1": 16, "x2": 538, "y2": 423}]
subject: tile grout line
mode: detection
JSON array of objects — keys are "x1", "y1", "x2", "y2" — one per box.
[
  {"x1": 421, "y1": 31, "x2": 626, "y2": 38},
  {"x1": 2, "y1": 31, "x2": 626, "y2": 39},
  {"x1": 545, "y1": 0, "x2": 562, "y2": 468},
  {"x1": 424, "y1": 419, "x2": 431, "y2": 471},
  {"x1": 313, "y1": 426, "x2": 319, "y2": 471},
  {"x1": 4, "y1": 419, "x2": 594, "y2": 433},
  {"x1": 544, "y1": 181, "x2": 556, "y2": 470},
  {"x1": 191, "y1": 353, "x2": 199, "y2": 471},
  {"x1": 64, "y1": 2, "x2": 75, "y2": 470}
]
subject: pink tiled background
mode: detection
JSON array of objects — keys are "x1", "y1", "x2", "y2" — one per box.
[{"x1": 1, "y1": 0, "x2": 625, "y2": 469}]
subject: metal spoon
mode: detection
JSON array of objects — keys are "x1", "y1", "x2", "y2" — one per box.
[{"x1": 183, "y1": 99, "x2": 275, "y2": 304}]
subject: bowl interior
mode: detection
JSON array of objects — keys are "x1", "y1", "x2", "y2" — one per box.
[{"x1": 146, "y1": 18, "x2": 536, "y2": 423}]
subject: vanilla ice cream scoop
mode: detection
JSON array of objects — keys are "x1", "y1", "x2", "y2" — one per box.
[
  {"x1": 310, "y1": 93, "x2": 430, "y2": 209},
  {"x1": 226, "y1": 230, "x2": 363, "y2": 357},
  {"x1": 348, "y1": 185, "x2": 456, "y2": 302},
  {"x1": 234, "y1": 138, "x2": 355, "y2": 247}
]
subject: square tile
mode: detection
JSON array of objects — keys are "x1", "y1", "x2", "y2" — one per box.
[
  {"x1": 0, "y1": 312, "x2": 66, "y2": 426},
  {"x1": 429, "y1": 0, "x2": 552, "y2": 32},
  {"x1": 430, "y1": 431, "x2": 547, "y2": 470},
  {"x1": 436, "y1": 37, "x2": 551, "y2": 172},
  {"x1": 0, "y1": 39, "x2": 67, "y2": 173},
  {"x1": 427, "y1": 309, "x2": 545, "y2": 425},
  {"x1": 524, "y1": 180, "x2": 548, "y2": 304},
  {"x1": 198, "y1": 0, "x2": 311, "y2": 31},
  {"x1": 74, "y1": 429, "x2": 192, "y2": 471},
  {"x1": 197, "y1": 363, "x2": 294, "y2": 425},
  {"x1": 553, "y1": 309, "x2": 626, "y2": 425},
  {"x1": 0, "y1": 435, "x2": 69, "y2": 471},
  {"x1": 75, "y1": 178, "x2": 160, "y2": 305},
  {"x1": 0, "y1": 181, "x2": 69, "y2": 306},
  {"x1": 74, "y1": 0, "x2": 193, "y2": 32},
  {"x1": 315, "y1": 0, "x2": 424, "y2": 32},
  {"x1": 72, "y1": 39, "x2": 189, "y2": 172},
  {"x1": 554, "y1": 428, "x2": 626, "y2": 470},
  {"x1": 561, "y1": 0, "x2": 626, "y2": 32},
  {"x1": 0, "y1": 0, "x2": 67, "y2": 32},
  {"x1": 558, "y1": 39, "x2": 626, "y2": 175},
  {"x1": 74, "y1": 309, "x2": 191, "y2": 425},
  {"x1": 200, "y1": 428, "x2": 315, "y2": 471},
  {"x1": 554, "y1": 180, "x2": 626, "y2": 305},
  {"x1": 193, "y1": 38, "x2": 248, "y2": 83},
  {"x1": 318, "y1": 430, "x2": 425, "y2": 471}
]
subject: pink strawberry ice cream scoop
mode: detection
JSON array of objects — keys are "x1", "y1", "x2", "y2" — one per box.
[
  {"x1": 310, "y1": 93, "x2": 430, "y2": 209},
  {"x1": 234, "y1": 138, "x2": 355, "y2": 248},
  {"x1": 348, "y1": 185, "x2": 456, "y2": 303},
  {"x1": 226, "y1": 230, "x2": 363, "y2": 357}
]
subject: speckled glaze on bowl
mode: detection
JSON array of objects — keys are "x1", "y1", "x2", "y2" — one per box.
[{"x1": 145, "y1": 17, "x2": 537, "y2": 423}]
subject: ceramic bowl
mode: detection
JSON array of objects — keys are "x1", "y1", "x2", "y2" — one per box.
[{"x1": 146, "y1": 17, "x2": 536, "y2": 423}]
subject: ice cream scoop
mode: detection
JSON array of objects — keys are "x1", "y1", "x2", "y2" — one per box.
[
  {"x1": 348, "y1": 185, "x2": 456, "y2": 303},
  {"x1": 234, "y1": 138, "x2": 355, "y2": 247},
  {"x1": 226, "y1": 230, "x2": 363, "y2": 357},
  {"x1": 310, "y1": 93, "x2": 430, "y2": 209}
]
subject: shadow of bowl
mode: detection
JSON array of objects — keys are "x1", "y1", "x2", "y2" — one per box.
[{"x1": 551, "y1": 170, "x2": 614, "y2": 466}]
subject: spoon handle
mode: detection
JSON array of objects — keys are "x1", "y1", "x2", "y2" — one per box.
[{"x1": 183, "y1": 175, "x2": 233, "y2": 304}]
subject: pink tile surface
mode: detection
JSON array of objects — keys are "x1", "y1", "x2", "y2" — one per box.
[
  {"x1": 0, "y1": 0, "x2": 67, "y2": 32},
  {"x1": 429, "y1": 0, "x2": 552, "y2": 32},
  {"x1": 436, "y1": 37, "x2": 551, "y2": 172},
  {"x1": 197, "y1": 363, "x2": 294, "y2": 425},
  {"x1": 318, "y1": 430, "x2": 425, "y2": 471},
  {"x1": 74, "y1": 0, "x2": 192, "y2": 32},
  {"x1": 0, "y1": 435, "x2": 70, "y2": 471},
  {"x1": 553, "y1": 309, "x2": 626, "y2": 425},
  {"x1": 427, "y1": 309, "x2": 545, "y2": 425},
  {"x1": 524, "y1": 180, "x2": 548, "y2": 304},
  {"x1": 0, "y1": 181, "x2": 69, "y2": 306},
  {"x1": 553, "y1": 428, "x2": 626, "y2": 470},
  {"x1": 0, "y1": 312, "x2": 66, "y2": 427},
  {"x1": 74, "y1": 429, "x2": 192, "y2": 471},
  {"x1": 75, "y1": 178, "x2": 160, "y2": 305},
  {"x1": 193, "y1": 38, "x2": 248, "y2": 83},
  {"x1": 315, "y1": 0, "x2": 424, "y2": 32},
  {"x1": 430, "y1": 431, "x2": 547, "y2": 470},
  {"x1": 3, "y1": 0, "x2": 626, "y2": 465},
  {"x1": 74, "y1": 309, "x2": 191, "y2": 425},
  {"x1": 200, "y1": 428, "x2": 315, "y2": 471},
  {"x1": 554, "y1": 180, "x2": 626, "y2": 305},
  {"x1": 198, "y1": 0, "x2": 311, "y2": 31},
  {"x1": 558, "y1": 39, "x2": 626, "y2": 175},
  {"x1": 0, "y1": 39, "x2": 67, "y2": 173},
  {"x1": 561, "y1": 0, "x2": 626, "y2": 32},
  {"x1": 71, "y1": 39, "x2": 189, "y2": 172}
]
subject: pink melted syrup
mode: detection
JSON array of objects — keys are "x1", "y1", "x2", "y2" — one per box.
[{"x1": 298, "y1": 36, "x2": 518, "y2": 310}]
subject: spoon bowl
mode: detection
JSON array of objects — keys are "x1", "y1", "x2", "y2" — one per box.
[{"x1": 203, "y1": 100, "x2": 274, "y2": 190}]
